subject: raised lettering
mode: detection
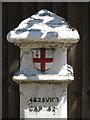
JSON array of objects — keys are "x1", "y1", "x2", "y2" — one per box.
[
  {"x1": 42, "y1": 97, "x2": 45, "y2": 102},
  {"x1": 46, "y1": 97, "x2": 51, "y2": 102},
  {"x1": 33, "y1": 97, "x2": 37, "y2": 102},
  {"x1": 56, "y1": 97, "x2": 59, "y2": 102},
  {"x1": 52, "y1": 97, "x2": 55, "y2": 102},
  {"x1": 29, "y1": 98, "x2": 33, "y2": 103},
  {"x1": 38, "y1": 97, "x2": 41, "y2": 102}
]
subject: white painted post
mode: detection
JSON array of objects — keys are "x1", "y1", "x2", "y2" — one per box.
[{"x1": 7, "y1": 9, "x2": 79, "y2": 118}]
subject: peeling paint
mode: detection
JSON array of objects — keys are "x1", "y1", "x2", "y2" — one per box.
[
  {"x1": 7, "y1": 9, "x2": 79, "y2": 118},
  {"x1": 7, "y1": 9, "x2": 79, "y2": 45}
]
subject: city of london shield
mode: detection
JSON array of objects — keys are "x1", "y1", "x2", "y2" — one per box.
[{"x1": 32, "y1": 48, "x2": 54, "y2": 72}]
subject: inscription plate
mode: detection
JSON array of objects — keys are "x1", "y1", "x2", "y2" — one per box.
[{"x1": 20, "y1": 84, "x2": 67, "y2": 118}]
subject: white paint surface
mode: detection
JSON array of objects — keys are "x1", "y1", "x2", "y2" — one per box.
[
  {"x1": 7, "y1": 9, "x2": 79, "y2": 44},
  {"x1": 6, "y1": 9, "x2": 80, "y2": 119},
  {"x1": 20, "y1": 46, "x2": 67, "y2": 74},
  {"x1": 20, "y1": 84, "x2": 67, "y2": 118},
  {"x1": 12, "y1": 46, "x2": 74, "y2": 83}
]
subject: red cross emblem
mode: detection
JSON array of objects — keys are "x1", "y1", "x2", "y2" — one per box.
[{"x1": 32, "y1": 48, "x2": 54, "y2": 72}]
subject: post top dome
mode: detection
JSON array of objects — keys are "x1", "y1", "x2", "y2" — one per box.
[{"x1": 7, "y1": 9, "x2": 79, "y2": 45}]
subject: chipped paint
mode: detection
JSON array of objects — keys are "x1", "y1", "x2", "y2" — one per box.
[
  {"x1": 7, "y1": 9, "x2": 79, "y2": 45},
  {"x1": 7, "y1": 9, "x2": 79, "y2": 118},
  {"x1": 20, "y1": 84, "x2": 67, "y2": 118}
]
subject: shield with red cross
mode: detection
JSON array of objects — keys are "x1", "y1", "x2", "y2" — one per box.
[{"x1": 32, "y1": 48, "x2": 54, "y2": 72}]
